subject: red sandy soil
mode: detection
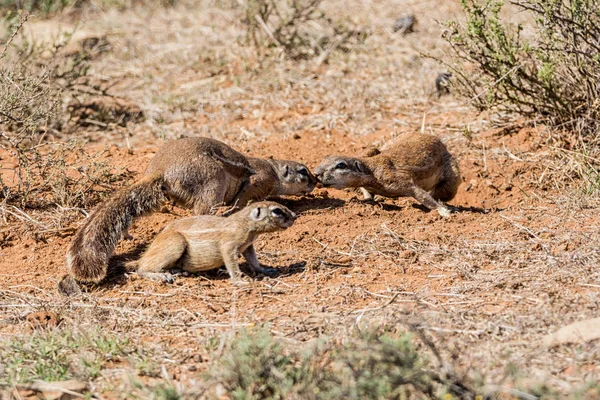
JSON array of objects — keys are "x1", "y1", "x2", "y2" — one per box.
[
  {"x1": 1, "y1": 119, "x2": 599, "y2": 386},
  {"x1": 1, "y1": 1, "x2": 598, "y2": 394}
]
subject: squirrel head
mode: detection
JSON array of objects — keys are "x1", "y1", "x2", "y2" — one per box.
[
  {"x1": 239, "y1": 201, "x2": 297, "y2": 232},
  {"x1": 314, "y1": 156, "x2": 371, "y2": 189},
  {"x1": 269, "y1": 160, "x2": 317, "y2": 196}
]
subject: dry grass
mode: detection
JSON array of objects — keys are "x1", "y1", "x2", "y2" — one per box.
[{"x1": 1, "y1": 0, "x2": 599, "y2": 398}]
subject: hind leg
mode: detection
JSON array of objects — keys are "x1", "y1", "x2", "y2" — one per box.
[
  {"x1": 192, "y1": 182, "x2": 228, "y2": 215},
  {"x1": 133, "y1": 231, "x2": 187, "y2": 282},
  {"x1": 227, "y1": 179, "x2": 253, "y2": 209},
  {"x1": 408, "y1": 185, "x2": 452, "y2": 217},
  {"x1": 432, "y1": 157, "x2": 461, "y2": 202}
]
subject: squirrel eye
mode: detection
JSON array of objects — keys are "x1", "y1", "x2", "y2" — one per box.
[
  {"x1": 271, "y1": 208, "x2": 284, "y2": 216},
  {"x1": 335, "y1": 162, "x2": 347, "y2": 170},
  {"x1": 298, "y1": 167, "x2": 308, "y2": 176}
]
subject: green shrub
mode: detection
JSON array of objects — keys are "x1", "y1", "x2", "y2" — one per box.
[
  {"x1": 213, "y1": 326, "x2": 476, "y2": 399},
  {"x1": 0, "y1": 0, "x2": 76, "y2": 19},
  {"x1": 0, "y1": 0, "x2": 178, "y2": 22},
  {"x1": 443, "y1": 0, "x2": 600, "y2": 137},
  {"x1": 0, "y1": 15, "x2": 127, "y2": 216},
  {"x1": 0, "y1": 328, "x2": 134, "y2": 384}
]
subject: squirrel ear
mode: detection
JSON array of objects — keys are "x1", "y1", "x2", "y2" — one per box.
[
  {"x1": 283, "y1": 165, "x2": 290, "y2": 178},
  {"x1": 250, "y1": 207, "x2": 262, "y2": 221},
  {"x1": 354, "y1": 160, "x2": 366, "y2": 173}
]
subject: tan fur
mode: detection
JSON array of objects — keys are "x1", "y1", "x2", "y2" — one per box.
[
  {"x1": 126, "y1": 201, "x2": 297, "y2": 284},
  {"x1": 314, "y1": 133, "x2": 461, "y2": 217},
  {"x1": 60, "y1": 137, "x2": 314, "y2": 295},
  {"x1": 59, "y1": 138, "x2": 253, "y2": 295},
  {"x1": 146, "y1": 137, "x2": 255, "y2": 214},
  {"x1": 234, "y1": 158, "x2": 317, "y2": 207}
]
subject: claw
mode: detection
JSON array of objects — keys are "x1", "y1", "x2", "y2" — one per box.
[
  {"x1": 122, "y1": 228, "x2": 134, "y2": 241},
  {"x1": 138, "y1": 272, "x2": 175, "y2": 283}
]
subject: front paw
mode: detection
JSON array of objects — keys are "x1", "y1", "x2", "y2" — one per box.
[
  {"x1": 232, "y1": 279, "x2": 250, "y2": 287},
  {"x1": 437, "y1": 206, "x2": 452, "y2": 218}
]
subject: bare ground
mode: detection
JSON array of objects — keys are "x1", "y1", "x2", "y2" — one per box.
[{"x1": 1, "y1": 0, "x2": 599, "y2": 397}]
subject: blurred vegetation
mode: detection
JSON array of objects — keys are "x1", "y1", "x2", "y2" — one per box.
[{"x1": 244, "y1": 0, "x2": 367, "y2": 60}]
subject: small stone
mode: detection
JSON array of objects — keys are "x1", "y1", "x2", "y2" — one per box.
[
  {"x1": 393, "y1": 14, "x2": 417, "y2": 35},
  {"x1": 336, "y1": 256, "x2": 352, "y2": 265},
  {"x1": 562, "y1": 365, "x2": 578, "y2": 377}
]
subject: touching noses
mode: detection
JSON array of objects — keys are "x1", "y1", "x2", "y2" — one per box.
[{"x1": 314, "y1": 168, "x2": 324, "y2": 181}]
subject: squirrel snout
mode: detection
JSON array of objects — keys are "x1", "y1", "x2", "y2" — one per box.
[{"x1": 313, "y1": 171, "x2": 326, "y2": 188}]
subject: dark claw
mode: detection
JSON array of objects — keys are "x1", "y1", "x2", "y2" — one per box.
[{"x1": 138, "y1": 272, "x2": 176, "y2": 283}]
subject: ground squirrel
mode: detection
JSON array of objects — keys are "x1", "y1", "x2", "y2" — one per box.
[
  {"x1": 125, "y1": 201, "x2": 296, "y2": 284},
  {"x1": 59, "y1": 137, "x2": 313, "y2": 295},
  {"x1": 314, "y1": 132, "x2": 461, "y2": 217},
  {"x1": 147, "y1": 140, "x2": 316, "y2": 211},
  {"x1": 235, "y1": 157, "x2": 317, "y2": 207},
  {"x1": 144, "y1": 137, "x2": 255, "y2": 214}
]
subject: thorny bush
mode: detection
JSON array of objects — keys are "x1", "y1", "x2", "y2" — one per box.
[
  {"x1": 0, "y1": 15, "x2": 127, "y2": 226},
  {"x1": 244, "y1": 0, "x2": 367, "y2": 61},
  {"x1": 444, "y1": 0, "x2": 600, "y2": 137}
]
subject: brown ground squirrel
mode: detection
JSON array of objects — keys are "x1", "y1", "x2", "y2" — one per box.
[
  {"x1": 236, "y1": 157, "x2": 317, "y2": 207},
  {"x1": 314, "y1": 133, "x2": 461, "y2": 217},
  {"x1": 59, "y1": 137, "x2": 314, "y2": 295},
  {"x1": 146, "y1": 140, "x2": 316, "y2": 212},
  {"x1": 125, "y1": 201, "x2": 296, "y2": 284}
]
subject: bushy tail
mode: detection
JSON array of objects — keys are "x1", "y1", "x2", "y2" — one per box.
[{"x1": 61, "y1": 174, "x2": 168, "y2": 291}]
